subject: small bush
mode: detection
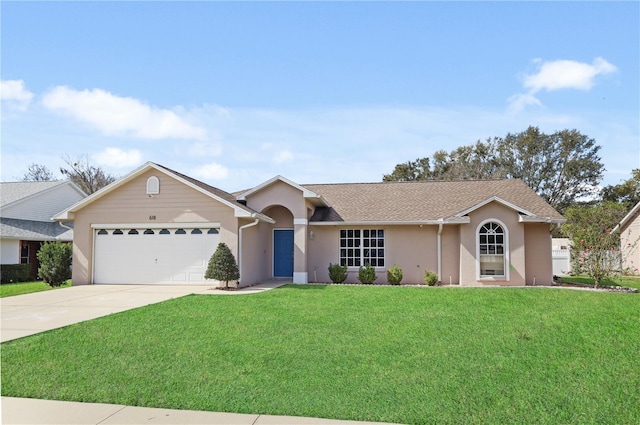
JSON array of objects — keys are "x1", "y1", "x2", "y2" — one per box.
[
  {"x1": 205, "y1": 242, "x2": 240, "y2": 289},
  {"x1": 387, "y1": 264, "x2": 403, "y2": 285},
  {"x1": 37, "y1": 242, "x2": 72, "y2": 287},
  {"x1": 424, "y1": 270, "x2": 438, "y2": 286},
  {"x1": 328, "y1": 262, "x2": 348, "y2": 284},
  {"x1": 358, "y1": 262, "x2": 377, "y2": 284},
  {"x1": 0, "y1": 264, "x2": 31, "y2": 284}
]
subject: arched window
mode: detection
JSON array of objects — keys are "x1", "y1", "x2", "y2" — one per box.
[
  {"x1": 146, "y1": 176, "x2": 160, "y2": 195},
  {"x1": 478, "y1": 221, "x2": 506, "y2": 278}
]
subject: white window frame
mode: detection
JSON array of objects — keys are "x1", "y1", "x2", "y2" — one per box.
[
  {"x1": 339, "y1": 228, "x2": 385, "y2": 268},
  {"x1": 476, "y1": 219, "x2": 509, "y2": 281}
]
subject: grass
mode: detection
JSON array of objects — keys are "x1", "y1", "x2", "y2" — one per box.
[
  {"x1": 559, "y1": 275, "x2": 640, "y2": 290},
  {"x1": 0, "y1": 280, "x2": 71, "y2": 298},
  {"x1": 2, "y1": 285, "x2": 639, "y2": 424}
]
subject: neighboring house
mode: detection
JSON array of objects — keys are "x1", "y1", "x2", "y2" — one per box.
[
  {"x1": 1, "y1": 181, "x2": 87, "y2": 278},
  {"x1": 615, "y1": 201, "x2": 640, "y2": 275},
  {"x1": 54, "y1": 162, "x2": 564, "y2": 287}
]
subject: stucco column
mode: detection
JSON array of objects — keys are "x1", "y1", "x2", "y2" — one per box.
[{"x1": 293, "y1": 218, "x2": 308, "y2": 283}]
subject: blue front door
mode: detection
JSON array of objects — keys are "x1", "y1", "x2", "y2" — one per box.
[{"x1": 274, "y1": 229, "x2": 294, "y2": 277}]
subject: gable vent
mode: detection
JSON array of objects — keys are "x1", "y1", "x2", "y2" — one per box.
[{"x1": 146, "y1": 176, "x2": 160, "y2": 195}]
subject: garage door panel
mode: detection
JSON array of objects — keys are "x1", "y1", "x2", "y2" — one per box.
[{"x1": 94, "y1": 227, "x2": 219, "y2": 284}]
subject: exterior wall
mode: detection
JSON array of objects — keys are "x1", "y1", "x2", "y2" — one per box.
[
  {"x1": 71, "y1": 170, "x2": 238, "y2": 285},
  {"x1": 440, "y1": 225, "x2": 460, "y2": 285},
  {"x1": 3, "y1": 183, "x2": 85, "y2": 222},
  {"x1": 238, "y1": 220, "x2": 271, "y2": 286},
  {"x1": 0, "y1": 239, "x2": 20, "y2": 264},
  {"x1": 620, "y1": 209, "x2": 640, "y2": 274},
  {"x1": 245, "y1": 181, "x2": 309, "y2": 283},
  {"x1": 307, "y1": 225, "x2": 439, "y2": 284},
  {"x1": 459, "y1": 202, "x2": 526, "y2": 286},
  {"x1": 524, "y1": 223, "x2": 553, "y2": 285}
]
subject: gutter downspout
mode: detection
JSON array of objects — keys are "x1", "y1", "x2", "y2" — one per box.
[
  {"x1": 238, "y1": 219, "x2": 260, "y2": 286},
  {"x1": 437, "y1": 220, "x2": 444, "y2": 283}
]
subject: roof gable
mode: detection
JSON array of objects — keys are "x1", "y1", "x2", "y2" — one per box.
[
  {"x1": 237, "y1": 175, "x2": 327, "y2": 206},
  {"x1": 614, "y1": 201, "x2": 640, "y2": 233},
  {"x1": 1, "y1": 181, "x2": 86, "y2": 222},
  {"x1": 54, "y1": 162, "x2": 270, "y2": 222}
]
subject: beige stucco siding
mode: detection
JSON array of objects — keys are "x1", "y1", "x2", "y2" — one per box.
[
  {"x1": 238, "y1": 220, "x2": 271, "y2": 286},
  {"x1": 440, "y1": 225, "x2": 460, "y2": 285},
  {"x1": 245, "y1": 181, "x2": 307, "y2": 219},
  {"x1": 620, "y1": 209, "x2": 640, "y2": 274},
  {"x1": 459, "y1": 202, "x2": 526, "y2": 286},
  {"x1": 71, "y1": 170, "x2": 238, "y2": 285},
  {"x1": 524, "y1": 223, "x2": 553, "y2": 285},
  {"x1": 308, "y1": 225, "x2": 439, "y2": 284}
]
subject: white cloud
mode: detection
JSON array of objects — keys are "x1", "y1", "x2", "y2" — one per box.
[
  {"x1": 272, "y1": 149, "x2": 294, "y2": 164},
  {"x1": 192, "y1": 162, "x2": 229, "y2": 181},
  {"x1": 1, "y1": 79, "x2": 34, "y2": 110},
  {"x1": 524, "y1": 57, "x2": 617, "y2": 92},
  {"x1": 41, "y1": 86, "x2": 206, "y2": 140},
  {"x1": 509, "y1": 57, "x2": 617, "y2": 112},
  {"x1": 93, "y1": 147, "x2": 143, "y2": 168}
]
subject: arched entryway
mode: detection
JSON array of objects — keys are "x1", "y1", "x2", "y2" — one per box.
[{"x1": 263, "y1": 205, "x2": 294, "y2": 279}]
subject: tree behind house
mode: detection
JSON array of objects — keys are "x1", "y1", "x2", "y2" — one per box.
[{"x1": 205, "y1": 242, "x2": 240, "y2": 289}]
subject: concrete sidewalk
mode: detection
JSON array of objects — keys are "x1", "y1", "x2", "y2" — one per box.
[{"x1": 0, "y1": 397, "x2": 402, "y2": 425}]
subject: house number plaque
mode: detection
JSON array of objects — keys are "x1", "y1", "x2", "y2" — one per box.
[{"x1": 149, "y1": 215, "x2": 156, "y2": 220}]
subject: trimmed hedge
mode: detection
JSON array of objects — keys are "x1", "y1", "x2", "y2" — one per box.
[{"x1": 1, "y1": 264, "x2": 31, "y2": 284}]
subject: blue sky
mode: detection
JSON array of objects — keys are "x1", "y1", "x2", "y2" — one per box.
[{"x1": 2, "y1": 1, "x2": 638, "y2": 192}]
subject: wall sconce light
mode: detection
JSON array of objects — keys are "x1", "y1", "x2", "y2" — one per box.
[{"x1": 309, "y1": 230, "x2": 314, "y2": 240}]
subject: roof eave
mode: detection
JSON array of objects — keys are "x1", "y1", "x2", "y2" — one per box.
[{"x1": 310, "y1": 218, "x2": 471, "y2": 226}]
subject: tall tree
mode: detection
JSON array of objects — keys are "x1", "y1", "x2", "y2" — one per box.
[
  {"x1": 383, "y1": 157, "x2": 431, "y2": 182},
  {"x1": 20, "y1": 163, "x2": 56, "y2": 181},
  {"x1": 382, "y1": 127, "x2": 604, "y2": 212},
  {"x1": 59, "y1": 155, "x2": 116, "y2": 194},
  {"x1": 497, "y1": 127, "x2": 603, "y2": 212},
  {"x1": 601, "y1": 169, "x2": 640, "y2": 208}
]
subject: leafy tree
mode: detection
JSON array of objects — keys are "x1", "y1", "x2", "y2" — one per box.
[
  {"x1": 37, "y1": 241, "x2": 72, "y2": 287},
  {"x1": 497, "y1": 127, "x2": 604, "y2": 212},
  {"x1": 382, "y1": 127, "x2": 604, "y2": 212},
  {"x1": 601, "y1": 169, "x2": 640, "y2": 208},
  {"x1": 383, "y1": 157, "x2": 432, "y2": 182},
  {"x1": 562, "y1": 202, "x2": 628, "y2": 286},
  {"x1": 20, "y1": 163, "x2": 56, "y2": 181},
  {"x1": 59, "y1": 155, "x2": 116, "y2": 194},
  {"x1": 205, "y1": 242, "x2": 240, "y2": 289}
]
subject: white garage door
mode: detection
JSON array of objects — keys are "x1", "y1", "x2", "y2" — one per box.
[{"x1": 94, "y1": 226, "x2": 220, "y2": 284}]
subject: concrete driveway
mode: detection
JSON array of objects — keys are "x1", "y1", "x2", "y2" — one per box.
[{"x1": 0, "y1": 282, "x2": 284, "y2": 343}]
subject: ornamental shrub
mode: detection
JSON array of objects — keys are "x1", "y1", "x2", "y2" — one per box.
[
  {"x1": 328, "y1": 262, "x2": 348, "y2": 284},
  {"x1": 205, "y1": 242, "x2": 240, "y2": 289},
  {"x1": 387, "y1": 264, "x2": 403, "y2": 285},
  {"x1": 0, "y1": 264, "x2": 31, "y2": 284},
  {"x1": 358, "y1": 262, "x2": 377, "y2": 284},
  {"x1": 424, "y1": 270, "x2": 438, "y2": 286},
  {"x1": 37, "y1": 241, "x2": 72, "y2": 287}
]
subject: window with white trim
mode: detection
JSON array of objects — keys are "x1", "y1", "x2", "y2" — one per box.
[
  {"x1": 340, "y1": 229, "x2": 385, "y2": 267},
  {"x1": 478, "y1": 222, "x2": 505, "y2": 277}
]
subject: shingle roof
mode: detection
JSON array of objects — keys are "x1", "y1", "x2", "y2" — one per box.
[
  {"x1": 0, "y1": 217, "x2": 73, "y2": 241},
  {"x1": 155, "y1": 164, "x2": 264, "y2": 217},
  {"x1": 0, "y1": 181, "x2": 66, "y2": 208},
  {"x1": 304, "y1": 179, "x2": 563, "y2": 223}
]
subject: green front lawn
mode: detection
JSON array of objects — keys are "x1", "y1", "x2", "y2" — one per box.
[
  {"x1": 2, "y1": 285, "x2": 639, "y2": 424},
  {"x1": 0, "y1": 280, "x2": 71, "y2": 298},
  {"x1": 559, "y1": 275, "x2": 640, "y2": 290}
]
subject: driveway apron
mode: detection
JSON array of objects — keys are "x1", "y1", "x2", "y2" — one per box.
[{"x1": 1, "y1": 284, "x2": 223, "y2": 342}]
